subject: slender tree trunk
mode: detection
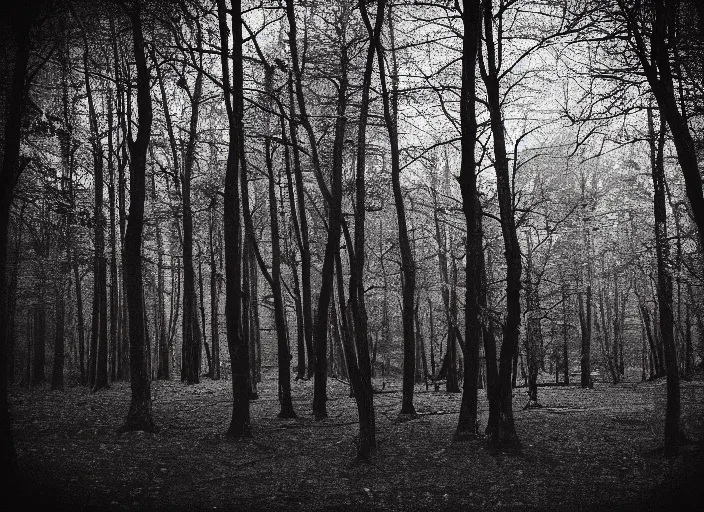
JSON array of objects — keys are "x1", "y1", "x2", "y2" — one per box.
[
  {"x1": 51, "y1": 285, "x2": 66, "y2": 390},
  {"x1": 282, "y1": 121, "x2": 306, "y2": 382},
  {"x1": 447, "y1": 255, "x2": 460, "y2": 393},
  {"x1": 479, "y1": 0, "x2": 522, "y2": 447},
  {"x1": 107, "y1": 88, "x2": 119, "y2": 383},
  {"x1": 181, "y1": 46, "x2": 204, "y2": 385},
  {"x1": 218, "y1": 0, "x2": 250, "y2": 438},
  {"x1": 284, "y1": 0, "x2": 349, "y2": 420},
  {"x1": 197, "y1": 249, "x2": 211, "y2": 378},
  {"x1": 626, "y1": 0, "x2": 704, "y2": 250},
  {"x1": 111, "y1": 17, "x2": 129, "y2": 381},
  {"x1": 562, "y1": 282, "x2": 570, "y2": 384},
  {"x1": 80, "y1": 26, "x2": 109, "y2": 392},
  {"x1": 339, "y1": 0, "x2": 386, "y2": 457},
  {"x1": 263, "y1": 77, "x2": 295, "y2": 417},
  {"x1": 152, "y1": 174, "x2": 169, "y2": 380},
  {"x1": 579, "y1": 286, "x2": 592, "y2": 388},
  {"x1": 0, "y1": 7, "x2": 35, "y2": 468},
  {"x1": 377, "y1": 2, "x2": 416, "y2": 416},
  {"x1": 428, "y1": 296, "x2": 436, "y2": 377},
  {"x1": 648, "y1": 106, "x2": 680, "y2": 456},
  {"x1": 118, "y1": 2, "x2": 156, "y2": 434},
  {"x1": 283, "y1": 77, "x2": 312, "y2": 380},
  {"x1": 209, "y1": 198, "x2": 220, "y2": 380},
  {"x1": 455, "y1": 0, "x2": 482, "y2": 437}
]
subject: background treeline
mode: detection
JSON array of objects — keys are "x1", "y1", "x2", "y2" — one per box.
[{"x1": 1, "y1": 0, "x2": 703, "y2": 461}]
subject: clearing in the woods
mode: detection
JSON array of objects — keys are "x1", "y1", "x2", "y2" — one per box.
[{"x1": 10, "y1": 373, "x2": 704, "y2": 511}]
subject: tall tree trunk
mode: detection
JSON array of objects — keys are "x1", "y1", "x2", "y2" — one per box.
[
  {"x1": 0, "y1": 6, "x2": 35, "y2": 468},
  {"x1": 181, "y1": 42, "x2": 204, "y2": 385},
  {"x1": 209, "y1": 197, "x2": 220, "y2": 380},
  {"x1": 579, "y1": 286, "x2": 592, "y2": 388},
  {"x1": 32, "y1": 275, "x2": 47, "y2": 385},
  {"x1": 283, "y1": 77, "x2": 312, "y2": 380},
  {"x1": 152, "y1": 174, "x2": 169, "y2": 380},
  {"x1": 107, "y1": 87, "x2": 119, "y2": 383},
  {"x1": 562, "y1": 282, "x2": 570, "y2": 385},
  {"x1": 262, "y1": 71, "x2": 295, "y2": 417},
  {"x1": 377, "y1": 2, "x2": 416, "y2": 416},
  {"x1": 218, "y1": 0, "x2": 250, "y2": 438},
  {"x1": 648, "y1": 105, "x2": 680, "y2": 456},
  {"x1": 111, "y1": 16, "x2": 129, "y2": 381},
  {"x1": 118, "y1": 2, "x2": 156, "y2": 434},
  {"x1": 285, "y1": 0, "x2": 349, "y2": 420},
  {"x1": 281, "y1": 114, "x2": 306, "y2": 382},
  {"x1": 79, "y1": 24, "x2": 109, "y2": 392},
  {"x1": 624, "y1": 0, "x2": 704, "y2": 250},
  {"x1": 456, "y1": 0, "x2": 482, "y2": 438},
  {"x1": 198, "y1": 249, "x2": 211, "y2": 378},
  {"x1": 51, "y1": 285, "x2": 66, "y2": 390},
  {"x1": 447, "y1": 254, "x2": 460, "y2": 393},
  {"x1": 340, "y1": 0, "x2": 386, "y2": 458},
  {"x1": 479, "y1": 0, "x2": 522, "y2": 447}
]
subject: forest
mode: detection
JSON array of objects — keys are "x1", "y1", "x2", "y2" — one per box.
[{"x1": 1, "y1": 0, "x2": 703, "y2": 510}]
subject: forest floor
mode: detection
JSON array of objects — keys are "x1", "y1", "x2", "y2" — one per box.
[{"x1": 8, "y1": 371, "x2": 704, "y2": 511}]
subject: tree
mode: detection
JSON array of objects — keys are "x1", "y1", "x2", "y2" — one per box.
[
  {"x1": 118, "y1": 0, "x2": 157, "y2": 434},
  {"x1": 455, "y1": 0, "x2": 482, "y2": 438},
  {"x1": 647, "y1": 105, "x2": 680, "y2": 456},
  {"x1": 0, "y1": 0, "x2": 42, "y2": 469},
  {"x1": 377, "y1": 0, "x2": 417, "y2": 417},
  {"x1": 217, "y1": 0, "x2": 250, "y2": 438},
  {"x1": 479, "y1": 0, "x2": 522, "y2": 448},
  {"x1": 618, "y1": 0, "x2": 704, "y2": 252},
  {"x1": 180, "y1": 19, "x2": 205, "y2": 386}
]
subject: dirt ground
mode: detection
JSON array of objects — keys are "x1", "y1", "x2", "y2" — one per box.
[{"x1": 8, "y1": 372, "x2": 704, "y2": 511}]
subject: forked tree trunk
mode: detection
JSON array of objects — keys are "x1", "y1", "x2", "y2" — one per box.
[
  {"x1": 480, "y1": 0, "x2": 521, "y2": 448},
  {"x1": 118, "y1": 2, "x2": 156, "y2": 434}
]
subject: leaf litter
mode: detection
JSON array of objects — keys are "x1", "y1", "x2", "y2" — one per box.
[{"x1": 9, "y1": 372, "x2": 704, "y2": 511}]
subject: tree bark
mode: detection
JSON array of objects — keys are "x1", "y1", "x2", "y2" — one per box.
[
  {"x1": 181, "y1": 39, "x2": 204, "y2": 385},
  {"x1": 79, "y1": 23, "x2": 109, "y2": 392},
  {"x1": 579, "y1": 286, "x2": 592, "y2": 389},
  {"x1": 623, "y1": 0, "x2": 704, "y2": 251},
  {"x1": 479, "y1": 0, "x2": 522, "y2": 448},
  {"x1": 107, "y1": 87, "x2": 119, "y2": 383},
  {"x1": 455, "y1": 0, "x2": 482, "y2": 438},
  {"x1": 118, "y1": 1, "x2": 156, "y2": 434},
  {"x1": 647, "y1": 105, "x2": 680, "y2": 456},
  {"x1": 377, "y1": 1, "x2": 416, "y2": 416},
  {"x1": 285, "y1": 0, "x2": 349, "y2": 420},
  {"x1": 209, "y1": 197, "x2": 220, "y2": 380},
  {"x1": 217, "y1": 0, "x2": 250, "y2": 438},
  {"x1": 284, "y1": 76, "x2": 314, "y2": 380},
  {"x1": 262, "y1": 66, "x2": 295, "y2": 418},
  {"x1": 51, "y1": 285, "x2": 66, "y2": 390}
]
